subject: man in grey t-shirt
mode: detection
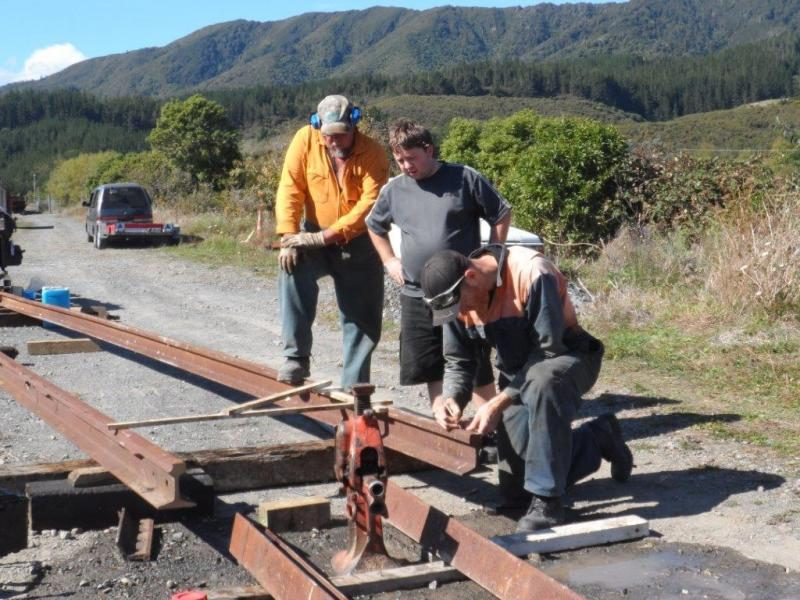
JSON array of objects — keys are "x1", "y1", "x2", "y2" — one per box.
[{"x1": 366, "y1": 120, "x2": 511, "y2": 429}]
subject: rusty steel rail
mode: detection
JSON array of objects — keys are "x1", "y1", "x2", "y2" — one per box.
[
  {"x1": 228, "y1": 486, "x2": 582, "y2": 599},
  {"x1": 0, "y1": 351, "x2": 192, "y2": 510},
  {"x1": 230, "y1": 513, "x2": 347, "y2": 600},
  {"x1": 0, "y1": 292, "x2": 480, "y2": 474},
  {"x1": 385, "y1": 481, "x2": 582, "y2": 599}
]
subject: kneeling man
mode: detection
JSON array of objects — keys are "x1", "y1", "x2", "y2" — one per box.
[{"x1": 420, "y1": 245, "x2": 634, "y2": 532}]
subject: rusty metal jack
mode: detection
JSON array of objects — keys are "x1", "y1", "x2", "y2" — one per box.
[{"x1": 331, "y1": 383, "x2": 394, "y2": 576}]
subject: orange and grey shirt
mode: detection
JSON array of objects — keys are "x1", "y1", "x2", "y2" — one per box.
[
  {"x1": 274, "y1": 126, "x2": 389, "y2": 242},
  {"x1": 443, "y1": 245, "x2": 584, "y2": 405}
]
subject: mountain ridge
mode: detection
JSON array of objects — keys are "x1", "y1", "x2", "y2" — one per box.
[{"x1": 7, "y1": 0, "x2": 800, "y2": 98}]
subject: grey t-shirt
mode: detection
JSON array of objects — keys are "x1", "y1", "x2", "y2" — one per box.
[{"x1": 366, "y1": 162, "x2": 511, "y2": 296}]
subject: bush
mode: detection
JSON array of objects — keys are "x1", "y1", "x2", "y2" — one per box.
[
  {"x1": 614, "y1": 147, "x2": 775, "y2": 236},
  {"x1": 441, "y1": 110, "x2": 628, "y2": 245}
]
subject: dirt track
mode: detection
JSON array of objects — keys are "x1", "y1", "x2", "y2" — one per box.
[{"x1": 1, "y1": 212, "x2": 799, "y2": 599}]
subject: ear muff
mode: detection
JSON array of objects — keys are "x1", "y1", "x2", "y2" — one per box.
[
  {"x1": 309, "y1": 105, "x2": 362, "y2": 130},
  {"x1": 349, "y1": 106, "x2": 362, "y2": 126}
]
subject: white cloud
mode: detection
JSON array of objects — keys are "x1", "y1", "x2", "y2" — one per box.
[{"x1": 0, "y1": 43, "x2": 87, "y2": 85}]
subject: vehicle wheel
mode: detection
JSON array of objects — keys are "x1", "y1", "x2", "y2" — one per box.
[{"x1": 94, "y1": 235, "x2": 107, "y2": 250}]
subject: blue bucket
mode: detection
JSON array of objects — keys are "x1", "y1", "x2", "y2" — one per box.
[{"x1": 41, "y1": 286, "x2": 70, "y2": 328}]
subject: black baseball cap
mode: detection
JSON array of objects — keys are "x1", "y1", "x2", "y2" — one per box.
[{"x1": 421, "y1": 250, "x2": 471, "y2": 325}]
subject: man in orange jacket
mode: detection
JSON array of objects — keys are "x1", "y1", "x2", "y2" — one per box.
[{"x1": 274, "y1": 95, "x2": 389, "y2": 388}]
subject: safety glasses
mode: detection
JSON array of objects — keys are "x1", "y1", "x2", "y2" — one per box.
[{"x1": 423, "y1": 274, "x2": 465, "y2": 311}]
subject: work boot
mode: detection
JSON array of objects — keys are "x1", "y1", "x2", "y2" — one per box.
[
  {"x1": 590, "y1": 413, "x2": 634, "y2": 482},
  {"x1": 277, "y1": 357, "x2": 310, "y2": 384},
  {"x1": 516, "y1": 495, "x2": 565, "y2": 533}
]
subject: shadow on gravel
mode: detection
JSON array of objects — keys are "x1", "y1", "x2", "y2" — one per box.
[
  {"x1": 574, "y1": 466, "x2": 784, "y2": 523},
  {"x1": 585, "y1": 393, "x2": 742, "y2": 442}
]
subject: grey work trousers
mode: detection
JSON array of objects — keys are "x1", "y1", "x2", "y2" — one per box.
[
  {"x1": 496, "y1": 338, "x2": 605, "y2": 499},
  {"x1": 278, "y1": 232, "x2": 384, "y2": 389}
]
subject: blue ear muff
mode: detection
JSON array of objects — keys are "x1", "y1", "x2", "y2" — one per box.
[
  {"x1": 310, "y1": 105, "x2": 361, "y2": 130},
  {"x1": 350, "y1": 106, "x2": 362, "y2": 126}
]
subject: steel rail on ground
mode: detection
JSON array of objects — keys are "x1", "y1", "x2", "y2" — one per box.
[
  {"x1": 0, "y1": 351, "x2": 192, "y2": 509},
  {"x1": 230, "y1": 514, "x2": 348, "y2": 600},
  {"x1": 227, "y1": 484, "x2": 582, "y2": 600},
  {"x1": 0, "y1": 292, "x2": 480, "y2": 474}
]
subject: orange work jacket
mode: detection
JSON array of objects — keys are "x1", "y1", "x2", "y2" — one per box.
[{"x1": 274, "y1": 126, "x2": 389, "y2": 242}]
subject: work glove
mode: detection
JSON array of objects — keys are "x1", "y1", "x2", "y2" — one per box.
[
  {"x1": 278, "y1": 246, "x2": 299, "y2": 273},
  {"x1": 383, "y1": 256, "x2": 404, "y2": 286},
  {"x1": 282, "y1": 231, "x2": 326, "y2": 249}
]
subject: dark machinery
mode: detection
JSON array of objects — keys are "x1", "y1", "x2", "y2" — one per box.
[
  {"x1": 0, "y1": 208, "x2": 23, "y2": 286},
  {"x1": 331, "y1": 383, "x2": 393, "y2": 576}
]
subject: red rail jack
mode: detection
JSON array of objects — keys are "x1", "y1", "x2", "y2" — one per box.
[{"x1": 331, "y1": 383, "x2": 394, "y2": 575}]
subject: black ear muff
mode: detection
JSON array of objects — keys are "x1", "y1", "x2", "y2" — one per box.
[{"x1": 309, "y1": 112, "x2": 321, "y2": 129}]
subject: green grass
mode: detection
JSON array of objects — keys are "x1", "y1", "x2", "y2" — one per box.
[
  {"x1": 587, "y1": 308, "x2": 800, "y2": 456},
  {"x1": 164, "y1": 213, "x2": 278, "y2": 277}
]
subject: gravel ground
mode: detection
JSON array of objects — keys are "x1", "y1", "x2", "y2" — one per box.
[{"x1": 1, "y1": 212, "x2": 799, "y2": 599}]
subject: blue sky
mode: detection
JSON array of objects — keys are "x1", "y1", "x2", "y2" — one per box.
[{"x1": 0, "y1": 1, "x2": 614, "y2": 86}]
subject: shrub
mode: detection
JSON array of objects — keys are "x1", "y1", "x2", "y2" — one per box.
[
  {"x1": 441, "y1": 110, "x2": 628, "y2": 245},
  {"x1": 614, "y1": 147, "x2": 775, "y2": 236}
]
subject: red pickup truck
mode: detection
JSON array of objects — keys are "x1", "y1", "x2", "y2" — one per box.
[{"x1": 83, "y1": 183, "x2": 179, "y2": 250}]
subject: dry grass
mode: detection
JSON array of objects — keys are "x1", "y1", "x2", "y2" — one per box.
[
  {"x1": 581, "y1": 190, "x2": 800, "y2": 455},
  {"x1": 704, "y1": 191, "x2": 800, "y2": 315}
]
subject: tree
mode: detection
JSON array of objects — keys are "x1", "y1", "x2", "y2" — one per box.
[{"x1": 147, "y1": 94, "x2": 241, "y2": 188}]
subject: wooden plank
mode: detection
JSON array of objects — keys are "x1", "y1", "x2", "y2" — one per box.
[
  {"x1": 27, "y1": 338, "x2": 100, "y2": 355},
  {"x1": 0, "y1": 441, "x2": 429, "y2": 494},
  {"x1": 207, "y1": 516, "x2": 649, "y2": 599},
  {"x1": 204, "y1": 562, "x2": 462, "y2": 599},
  {"x1": 206, "y1": 587, "x2": 269, "y2": 600},
  {"x1": 257, "y1": 496, "x2": 330, "y2": 533},
  {"x1": 333, "y1": 561, "x2": 463, "y2": 595},
  {"x1": 225, "y1": 380, "x2": 333, "y2": 414},
  {"x1": 107, "y1": 400, "x2": 358, "y2": 430},
  {"x1": 492, "y1": 515, "x2": 649, "y2": 555}
]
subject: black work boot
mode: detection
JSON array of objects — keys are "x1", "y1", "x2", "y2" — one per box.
[
  {"x1": 516, "y1": 495, "x2": 565, "y2": 533},
  {"x1": 277, "y1": 357, "x2": 310, "y2": 384},
  {"x1": 590, "y1": 413, "x2": 634, "y2": 482}
]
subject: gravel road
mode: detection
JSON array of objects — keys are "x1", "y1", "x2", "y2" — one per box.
[{"x1": 1, "y1": 212, "x2": 799, "y2": 599}]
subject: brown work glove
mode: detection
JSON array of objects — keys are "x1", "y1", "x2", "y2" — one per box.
[
  {"x1": 282, "y1": 231, "x2": 326, "y2": 249},
  {"x1": 278, "y1": 245, "x2": 299, "y2": 273}
]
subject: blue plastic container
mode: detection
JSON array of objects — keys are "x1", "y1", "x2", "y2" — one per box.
[{"x1": 41, "y1": 286, "x2": 70, "y2": 328}]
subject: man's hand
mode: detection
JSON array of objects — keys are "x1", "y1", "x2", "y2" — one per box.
[
  {"x1": 278, "y1": 246, "x2": 298, "y2": 273},
  {"x1": 282, "y1": 231, "x2": 326, "y2": 249},
  {"x1": 383, "y1": 257, "x2": 404, "y2": 286},
  {"x1": 432, "y1": 396, "x2": 462, "y2": 430},
  {"x1": 465, "y1": 400, "x2": 504, "y2": 436}
]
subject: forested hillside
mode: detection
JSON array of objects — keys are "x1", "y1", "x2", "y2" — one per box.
[
  {"x1": 0, "y1": 90, "x2": 158, "y2": 192},
  {"x1": 6, "y1": 0, "x2": 800, "y2": 98},
  {"x1": 5, "y1": 1, "x2": 800, "y2": 194}
]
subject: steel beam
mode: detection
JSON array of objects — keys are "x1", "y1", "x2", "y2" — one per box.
[
  {"x1": 0, "y1": 292, "x2": 480, "y2": 474},
  {"x1": 229, "y1": 513, "x2": 347, "y2": 600},
  {"x1": 385, "y1": 481, "x2": 583, "y2": 600},
  {"x1": 0, "y1": 351, "x2": 192, "y2": 510}
]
